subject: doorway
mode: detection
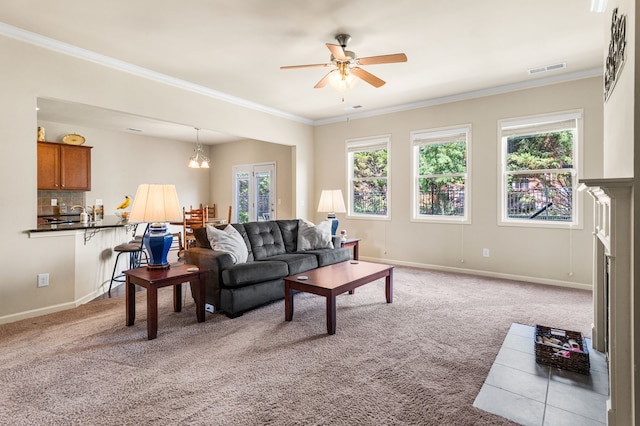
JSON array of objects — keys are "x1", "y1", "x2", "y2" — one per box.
[{"x1": 232, "y1": 162, "x2": 276, "y2": 223}]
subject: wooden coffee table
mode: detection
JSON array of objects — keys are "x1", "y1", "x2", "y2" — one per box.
[
  {"x1": 284, "y1": 260, "x2": 393, "y2": 335},
  {"x1": 125, "y1": 263, "x2": 208, "y2": 340}
]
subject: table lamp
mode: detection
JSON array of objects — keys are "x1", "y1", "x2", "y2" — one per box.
[
  {"x1": 317, "y1": 189, "x2": 346, "y2": 236},
  {"x1": 128, "y1": 184, "x2": 182, "y2": 269}
]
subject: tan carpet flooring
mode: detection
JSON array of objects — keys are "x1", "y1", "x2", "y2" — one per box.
[{"x1": 0, "y1": 266, "x2": 593, "y2": 425}]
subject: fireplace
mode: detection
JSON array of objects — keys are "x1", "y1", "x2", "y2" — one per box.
[{"x1": 581, "y1": 177, "x2": 633, "y2": 426}]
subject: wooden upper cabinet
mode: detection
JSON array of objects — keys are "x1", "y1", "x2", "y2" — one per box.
[
  {"x1": 37, "y1": 142, "x2": 60, "y2": 190},
  {"x1": 37, "y1": 142, "x2": 92, "y2": 191}
]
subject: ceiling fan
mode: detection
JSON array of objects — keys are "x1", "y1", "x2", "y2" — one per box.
[{"x1": 281, "y1": 34, "x2": 407, "y2": 89}]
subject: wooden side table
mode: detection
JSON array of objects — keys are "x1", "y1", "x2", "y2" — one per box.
[
  {"x1": 341, "y1": 238, "x2": 360, "y2": 260},
  {"x1": 125, "y1": 263, "x2": 208, "y2": 340}
]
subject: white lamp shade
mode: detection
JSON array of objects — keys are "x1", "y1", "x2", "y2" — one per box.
[
  {"x1": 128, "y1": 184, "x2": 182, "y2": 223},
  {"x1": 317, "y1": 189, "x2": 347, "y2": 214}
]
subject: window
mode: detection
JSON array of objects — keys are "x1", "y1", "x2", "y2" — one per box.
[
  {"x1": 232, "y1": 162, "x2": 276, "y2": 223},
  {"x1": 347, "y1": 136, "x2": 390, "y2": 218},
  {"x1": 411, "y1": 126, "x2": 470, "y2": 222},
  {"x1": 499, "y1": 111, "x2": 581, "y2": 227}
]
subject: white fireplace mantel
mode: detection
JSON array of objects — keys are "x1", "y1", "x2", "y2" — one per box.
[{"x1": 580, "y1": 177, "x2": 633, "y2": 426}]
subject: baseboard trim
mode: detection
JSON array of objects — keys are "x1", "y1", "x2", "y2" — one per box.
[
  {"x1": 359, "y1": 256, "x2": 592, "y2": 291},
  {"x1": 0, "y1": 288, "x2": 106, "y2": 325},
  {"x1": 0, "y1": 259, "x2": 591, "y2": 324}
]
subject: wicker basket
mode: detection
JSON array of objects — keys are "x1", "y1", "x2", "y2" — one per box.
[{"x1": 534, "y1": 325, "x2": 590, "y2": 375}]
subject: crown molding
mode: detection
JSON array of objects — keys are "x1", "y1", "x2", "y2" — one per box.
[
  {"x1": 313, "y1": 67, "x2": 603, "y2": 126},
  {"x1": 0, "y1": 22, "x2": 314, "y2": 125},
  {"x1": 1, "y1": 22, "x2": 603, "y2": 128}
]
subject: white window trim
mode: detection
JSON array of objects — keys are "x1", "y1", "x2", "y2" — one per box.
[
  {"x1": 346, "y1": 134, "x2": 391, "y2": 221},
  {"x1": 410, "y1": 125, "x2": 471, "y2": 224},
  {"x1": 497, "y1": 110, "x2": 584, "y2": 229}
]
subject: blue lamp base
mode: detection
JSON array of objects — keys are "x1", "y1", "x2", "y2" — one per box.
[
  {"x1": 327, "y1": 214, "x2": 338, "y2": 236},
  {"x1": 143, "y1": 223, "x2": 173, "y2": 269}
]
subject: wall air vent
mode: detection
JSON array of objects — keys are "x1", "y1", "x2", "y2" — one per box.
[{"x1": 528, "y1": 63, "x2": 566, "y2": 75}]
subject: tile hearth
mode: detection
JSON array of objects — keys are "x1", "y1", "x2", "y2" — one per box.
[{"x1": 473, "y1": 323, "x2": 609, "y2": 425}]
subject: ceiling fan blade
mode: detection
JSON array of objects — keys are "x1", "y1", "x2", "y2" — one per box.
[
  {"x1": 280, "y1": 63, "x2": 330, "y2": 70},
  {"x1": 357, "y1": 53, "x2": 408, "y2": 65},
  {"x1": 314, "y1": 70, "x2": 336, "y2": 88},
  {"x1": 351, "y1": 67, "x2": 386, "y2": 88},
  {"x1": 326, "y1": 43, "x2": 348, "y2": 61}
]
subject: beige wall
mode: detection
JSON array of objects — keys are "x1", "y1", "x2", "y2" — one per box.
[
  {"x1": 314, "y1": 77, "x2": 603, "y2": 288},
  {"x1": 209, "y1": 139, "x2": 295, "y2": 220}
]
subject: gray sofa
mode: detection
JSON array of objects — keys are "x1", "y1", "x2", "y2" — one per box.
[{"x1": 184, "y1": 219, "x2": 351, "y2": 318}]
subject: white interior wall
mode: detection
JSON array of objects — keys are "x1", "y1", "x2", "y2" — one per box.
[{"x1": 597, "y1": 0, "x2": 637, "y2": 424}]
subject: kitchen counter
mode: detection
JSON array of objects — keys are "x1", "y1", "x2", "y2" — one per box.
[{"x1": 29, "y1": 215, "x2": 131, "y2": 233}]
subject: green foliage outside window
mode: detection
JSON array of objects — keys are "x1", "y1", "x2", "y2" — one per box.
[
  {"x1": 417, "y1": 140, "x2": 466, "y2": 216},
  {"x1": 506, "y1": 130, "x2": 574, "y2": 221},
  {"x1": 351, "y1": 149, "x2": 388, "y2": 215}
]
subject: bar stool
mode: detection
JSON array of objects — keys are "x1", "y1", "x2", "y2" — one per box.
[{"x1": 109, "y1": 224, "x2": 148, "y2": 295}]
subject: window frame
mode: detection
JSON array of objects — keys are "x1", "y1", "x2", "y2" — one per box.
[
  {"x1": 411, "y1": 125, "x2": 471, "y2": 224},
  {"x1": 498, "y1": 110, "x2": 583, "y2": 229},
  {"x1": 346, "y1": 135, "x2": 391, "y2": 220}
]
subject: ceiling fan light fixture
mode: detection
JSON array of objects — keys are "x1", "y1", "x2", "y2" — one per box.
[
  {"x1": 281, "y1": 33, "x2": 406, "y2": 90},
  {"x1": 329, "y1": 67, "x2": 359, "y2": 92}
]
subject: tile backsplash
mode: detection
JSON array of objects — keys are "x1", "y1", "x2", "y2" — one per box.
[{"x1": 38, "y1": 191, "x2": 86, "y2": 216}]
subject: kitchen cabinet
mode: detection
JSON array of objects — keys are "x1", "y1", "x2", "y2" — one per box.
[{"x1": 37, "y1": 141, "x2": 92, "y2": 190}]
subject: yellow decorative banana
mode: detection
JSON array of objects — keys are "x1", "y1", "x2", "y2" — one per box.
[{"x1": 116, "y1": 195, "x2": 131, "y2": 210}]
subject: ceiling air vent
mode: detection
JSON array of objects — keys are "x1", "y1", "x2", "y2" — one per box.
[{"x1": 527, "y1": 63, "x2": 566, "y2": 75}]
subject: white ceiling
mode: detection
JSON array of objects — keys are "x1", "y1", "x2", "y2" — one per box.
[{"x1": 0, "y1": 0, "x2": 606, "y2": 143}]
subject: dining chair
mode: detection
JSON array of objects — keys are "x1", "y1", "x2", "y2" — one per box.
[
  {"x1": 182, "y1": 205, "x2": 206, "y2": 249},
  {"x1": 205, "y1": 204, "x2": 217, "y2": 222}
]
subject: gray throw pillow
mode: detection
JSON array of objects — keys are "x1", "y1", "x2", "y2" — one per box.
[{"x1": 297, "y1": 219, "x2": 334, "y2": 251}]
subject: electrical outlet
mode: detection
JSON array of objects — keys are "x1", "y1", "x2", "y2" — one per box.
[
  {"x1": 37, "y1": 273, "x2": 49, "y2": 288},
  {"x1": 482, "y1": 248, "x2": 490, "y2": 258},
  {"x1": 51, "y1": 199, "x2": 57, "y2": 206}
]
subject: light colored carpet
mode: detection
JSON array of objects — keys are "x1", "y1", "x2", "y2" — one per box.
[{"x1": 0, "y1": 266, "x2": 592, "y2": 425}]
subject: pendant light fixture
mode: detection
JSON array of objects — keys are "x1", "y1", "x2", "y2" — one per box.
[{"x1": 188, "y1": 127, "x2": 210, "y2": 169}]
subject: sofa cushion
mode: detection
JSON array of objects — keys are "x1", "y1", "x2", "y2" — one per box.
[
  {"x1": 222, "y1": 260, "x2": 288, "y2": 288},
  {"x1": 206, "y1": 224, "x2": 249, "y2": 264},
  {"x1": 297, "y1": 219, "x2": 334, "y2": 251},
  {"x1": 302, "y1": 248, "x2": 351, "y2": 267},
  {"x1": 243, "y1": 221, "x2": 286, "y2": 260},
  {"x1": 276, "y1": 219, "x2": 299, "y2": 253},
  {"x1": 264, "y1": 253, "x2": 318, "y2": 275}
]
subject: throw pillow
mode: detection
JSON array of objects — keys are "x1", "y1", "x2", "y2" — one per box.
[
  {"x1": 297, "y1": 219, "x2": 334, "y2": 251},
  {"x1": 206, "y1": 224, "x2": 248, "y2": 264}
]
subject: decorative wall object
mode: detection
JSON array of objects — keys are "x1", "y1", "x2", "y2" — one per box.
[{"x1": 604, "y1": 7, "x2": 627, "y2": 101}]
